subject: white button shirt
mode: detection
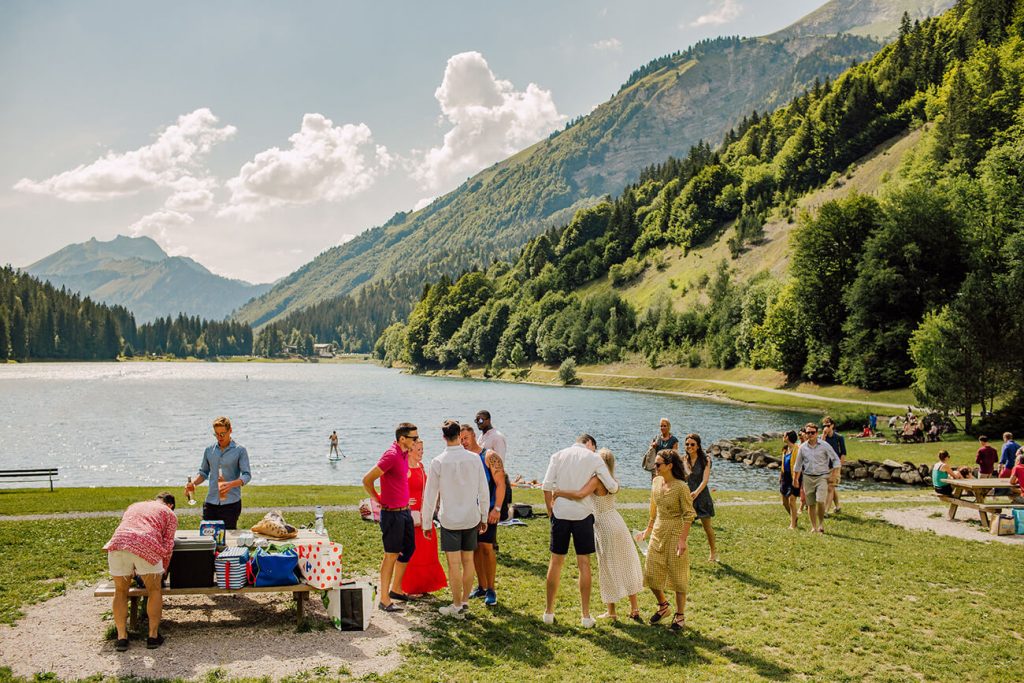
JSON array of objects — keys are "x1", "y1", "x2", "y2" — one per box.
[
  {"x1": 479, "y1": 428, "x2": 508, "y2": 467},
  {"x1": 542, "y1": 443, "x2": 620, "y2": 520},
  {"x1": 421, "y1": 444, "x2": 490, "y2": 531}
]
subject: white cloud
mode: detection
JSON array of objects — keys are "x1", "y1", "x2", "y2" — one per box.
[
  {"x1": 690, "y1": 0, "x2": 742, "y2": 27},
  {"x1": 412, "y1": 196, "x2": 436, "y2": 212},
  {"x1": 410, "y1": 51, "x2": 566, "y2": 191},
  {"x1": 13, "y1": 108, "x2": 235, "y2": 202},
  {"x1": 220, "y1": 113, "x2": 391, "y2": 220},
  {"x1": 592, "y1": 38, "x2": 622, "y2": 51},
  {"x1": 128, "y1": 209, "x2": 194, "y2": 253}
]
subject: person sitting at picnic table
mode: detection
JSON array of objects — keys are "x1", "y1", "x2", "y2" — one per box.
[
  {"x1": 1008, "y1": 452, "x2": 1024, "y2": 504},
  {"x1": 932, "y1": 450, "x2": 963, "y2": 495},
  {"x1": 103, "y1": 492, "x2": 177, "y2": 652}
]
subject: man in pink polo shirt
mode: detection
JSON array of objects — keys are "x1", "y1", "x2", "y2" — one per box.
[{"x1": 362, "y1": 422, "x2": 418, "y2": 612}]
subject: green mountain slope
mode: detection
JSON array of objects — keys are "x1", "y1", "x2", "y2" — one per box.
[
  {"x1": 26, "y1": 235, "x2": 271, "y2": 322},
  {"x1": 374, "y1": 0, "x2": 1024, "y2": 425},
  {"x1": 236, "y1": 0, "x2": 954, "y2": 336}
]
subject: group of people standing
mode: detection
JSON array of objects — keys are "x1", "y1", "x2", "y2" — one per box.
[{"x1": 778, "y1": 417, "x2": 846, "y2": 533}]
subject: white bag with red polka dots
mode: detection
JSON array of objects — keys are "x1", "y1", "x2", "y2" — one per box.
[{"x1": 296, "y1": 541, "x2": 344, "y2": 590}]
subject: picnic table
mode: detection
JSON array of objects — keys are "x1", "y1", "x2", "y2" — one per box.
[
  {"x1": 94, "y1": 528, "x2": 327, "y2": 629},
  {"x1": 936, "y1": 477, "x2": 1024, "y2": 528}
]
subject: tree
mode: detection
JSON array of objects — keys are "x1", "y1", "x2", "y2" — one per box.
[
  {"x1": 558, "y1": 357, "x2": 579, "y2": 385},
  {"x1": 909, "y1": 307, "x2": 982, "y2": 430}
]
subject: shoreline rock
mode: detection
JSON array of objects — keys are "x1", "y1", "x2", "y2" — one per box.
[{"x1": 710, "y1": 433, "x2": 930, "y2": 487}]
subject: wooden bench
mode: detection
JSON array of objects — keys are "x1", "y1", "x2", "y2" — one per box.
[
  {"x1": 936, "y1": 494, "x2": 1024, "y2": 527},
  {"x1": 94, "y1": 581, "x2": 314, "y2": 630},
  {"x1": 0, "y1": 468, "x2": 58, "y2": 492}
]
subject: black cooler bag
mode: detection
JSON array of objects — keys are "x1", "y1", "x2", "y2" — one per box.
[{"x1": 169, "y1": 535, "x2": 216, "y2": 588}]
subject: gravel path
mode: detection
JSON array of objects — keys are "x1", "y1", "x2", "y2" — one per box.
[
  {"x1": 0, "y1": 581, "x2": 421, "y2": 681},
  {"x1": 0, "y1": 497, "x2": 937, "y2": 521},
  {"x1": 872, "y1": 506, "x2": 1024, "y2": 545}
]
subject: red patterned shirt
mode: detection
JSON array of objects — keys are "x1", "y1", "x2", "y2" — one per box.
[{"x1": 104, "y1": 500, "x2": 178, "y2": 567}]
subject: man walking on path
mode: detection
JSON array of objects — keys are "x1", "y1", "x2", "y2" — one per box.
[
  {"x1": 422, "y1": 420, "x2": 490, "y2": 619},
  {"x1": 460, "y1": 423, "x2": 506, "y2": 607},
  {"x1": 329, "y1": 431, "x2": 340, "y2": 458},
  {"x1": 999, "y1": 432, "x2": 1020, "y2": 477},
  {"x1": 541, "y1": 434, "x2": 619, "y2": 627},
  {"x1": 794, "y1": 422, "x2": 840, "y2": 534},
  {"x1": 185, "y1": 416, "x2": 251, "y2": 530},
  {"x1": 822, "y1": 417, "x2": 847, "y2": 515},
  {"x1": 976, "y1": 436, "x2": 999, "y2": 476},
  {"x1": 362, "y1": 423, "x2": 419, "y2": 612}
]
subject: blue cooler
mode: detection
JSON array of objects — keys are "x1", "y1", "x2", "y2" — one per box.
[
  {"x1": 199, "y1": 520, "x2": 226, "y2": 548},
  {"x1": 215, "y1": 546, "x2": 249, "y2": 589}
]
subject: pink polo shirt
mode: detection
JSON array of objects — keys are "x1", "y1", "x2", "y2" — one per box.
[
  {"x1": 103, "y1": 500, "x2": 178, "y2": 567},
  {"x1": 377, "y1": 441, "x2": 410, "y2": 508}
]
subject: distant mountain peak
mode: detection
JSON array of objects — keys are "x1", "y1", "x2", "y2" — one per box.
[{"x1": 771, "y1": 0, "x2": 956, "y2": 40}]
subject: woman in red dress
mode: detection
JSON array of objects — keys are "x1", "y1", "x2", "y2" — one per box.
[{"x1": 401, "y1": 440, "x2": 448, "y2": 595}]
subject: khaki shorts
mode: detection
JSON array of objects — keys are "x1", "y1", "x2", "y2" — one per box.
[
  {"x1": 108, "y1": 550, "x2": 163, "y2": 577},
  {"x1": 803, "y1": 474, "x2": 829, "y2": 506}
]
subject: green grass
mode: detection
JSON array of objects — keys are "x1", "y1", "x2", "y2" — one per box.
[
  {"x1": 843, "y1": 432, "x2": 984, "y2": 468},
  {"x1": 0, "y1": 486, "x2": 1016, "y2": 681},
  {"x1": 0, "y1": 483, "x2": 1015, "y2": 679}
]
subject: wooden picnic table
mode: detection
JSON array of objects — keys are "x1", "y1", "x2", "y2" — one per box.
[
  {"x1": 938, "y1": 478, "x2": 1023, "y2": 528},
  {"x1": 95, "y1": 528, "x2": 329, "y2": 629}
]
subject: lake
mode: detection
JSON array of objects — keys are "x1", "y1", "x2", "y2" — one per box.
[{"x1": 0, "y1": 362, "x2": 825, "y2": 490}]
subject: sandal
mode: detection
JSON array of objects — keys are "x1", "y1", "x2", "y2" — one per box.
[
  {"x1": 670, "y1": 613, "x2": 686, "y2": 631},
  {"x1": 628, "y1": 610, "x2": 642, "y2": 623},
  {"x1": 649, "y1": 601, "x2": 670, "y2": 624}
]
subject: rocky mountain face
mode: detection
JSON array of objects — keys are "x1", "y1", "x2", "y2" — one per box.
[
  {"x1": 236, "y1": 0, "x2": 956, "y2": 333},
  {"x1": 25, "y1": 236, "x2": 271, "y2": 322}
]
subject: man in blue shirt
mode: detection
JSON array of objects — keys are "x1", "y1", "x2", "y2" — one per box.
[
  {"x1": 822, "y1": 416, "x2": 847, "y2": 515},
  {"x1": 1001, "y1": 432, "x2": 1021, "y2": 476},
  {"x1": 185, "y1": 416, "x2": 251, "y2": 529}
]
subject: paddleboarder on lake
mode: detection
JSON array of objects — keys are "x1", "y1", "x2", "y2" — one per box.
[{"x1": 329, "y1": 430, "x2": 341, "y2": 459}]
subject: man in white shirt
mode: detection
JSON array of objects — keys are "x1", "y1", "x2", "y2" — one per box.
[
  {"x1": 793, "y1": 421, "x2": 841, "y2": 534},
  {"x1": 422, "y1": 420, "x2": 489, "y2": 619},
  {"x1": 541, "y1": 433, "x2": 619, "y2": 628}
]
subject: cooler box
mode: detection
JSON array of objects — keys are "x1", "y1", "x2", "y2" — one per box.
[
  {"x1": 199, "y1": 519, "x2": 227, "y2": 548},
  {"x1": 323, "y1": 581, "x2": 373, "y2": 631},
  {"x1": 169, "y1": 535, "x2": 216, "y2": 588},
  {"x1": 215, "y1": 546, "x2": 249, "y2": 589}
]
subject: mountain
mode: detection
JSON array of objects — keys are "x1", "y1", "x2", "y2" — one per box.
[
  {"x1": 771, "y1": 0, "x2": 956, "y2": 39},
  {"x1": 25, "y1": 236, "x2": 271, "y2": 323},
  {"x1": 236, "y1": 0, "x2": 955, "y2": 344}
]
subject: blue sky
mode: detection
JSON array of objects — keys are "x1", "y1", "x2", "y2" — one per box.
[{"x1": 1, "y1": 0, "x2": 827, "y2": 282}]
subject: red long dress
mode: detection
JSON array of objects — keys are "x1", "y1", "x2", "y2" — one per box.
[{"x1": 401, "y1": 464, "x2": 448, "y2": 594}]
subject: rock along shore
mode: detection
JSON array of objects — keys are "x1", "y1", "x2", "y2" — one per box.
[{"x1": 711, "y1": 433, "x2": 930, "y2": 486}]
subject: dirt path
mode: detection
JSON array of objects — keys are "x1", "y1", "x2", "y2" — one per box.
[
  {"x1": 576, "y1": 371, "x2": 910, "y2": 409},
  {"x1": 872, "y1": 506, "x2": 1024, "y2": 545},
  {"x1": 0, "y1": 581, "x2": 420, "y2": 681}
]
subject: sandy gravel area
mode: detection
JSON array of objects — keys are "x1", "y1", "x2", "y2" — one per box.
[
  {"x1": 0, "y1": 581, "x2": 421, "y2": 681},
  {"x1": 873, "y1": 506, "x2": 1024, "y2": 545}
]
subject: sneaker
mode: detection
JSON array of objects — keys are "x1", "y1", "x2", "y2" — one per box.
[
  {"x1": 467, "y1": 586, "x2": 486, "y2": 599},
  {"x1": 458, "y1": 603, "x2": 469, "y2": 614},
  {"x1": 542, "y1": 612, "x2": 556, "y2": 625},
  {"x1": 438, "y1": 604, "x2": 465, "y2": 619},
  {"x1": 146, "y1": 634, "x2": 165, "y2": 650},
  {"x1": 484, "y1": 589, "x2": 497, "y2": 607},
  {"x1": 114, "y1": 638, "x2": 129, "y2": 652},
  {"x1": 378, "y1": 602, "x2": 403, "y2": 613},
  {"x1": 580, "y1": 616, "x2": 596, "y2": 628}
]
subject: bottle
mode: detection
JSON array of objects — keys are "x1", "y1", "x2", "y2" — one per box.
[
  {"x1": 315, "y1": 505, "x2": 326, "y2": 535},
  {"x1": 186, "y1": 476, "x2": 197, "y2": 506},
  {"x1": 632, "y1": 529, "x2": 648, "y2": 556}
]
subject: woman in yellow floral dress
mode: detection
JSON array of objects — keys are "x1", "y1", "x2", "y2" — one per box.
[{"x1": 638, "y1": 449, "x2": 696, "y2": 631}]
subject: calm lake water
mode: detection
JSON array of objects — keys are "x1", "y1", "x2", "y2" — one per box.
[{"x1": 0, "y1": 362, "x2": 828, "y2": 491}]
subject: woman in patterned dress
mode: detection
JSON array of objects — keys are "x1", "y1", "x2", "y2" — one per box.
[
  {"x1": 553, "y1": 448, "x2": 644, "y2": 621},
  {"x1": 683, "y1": 433, "x2": 718, "y2": 562},
  {"x1": 639, "y1": 449, "x2": 696, "y2": 631},
  {"x1": 400, "y1": 440, "x2": 448, "y2": 596}
]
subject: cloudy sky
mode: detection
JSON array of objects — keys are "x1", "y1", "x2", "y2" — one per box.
[{"x1": 1, "y1": 0, "x2": 824, "y2": 283}]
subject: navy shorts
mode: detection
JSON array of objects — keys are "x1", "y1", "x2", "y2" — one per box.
[
  {"x1": 202, "y1": 501, "x2": 241, "y2": 530},
  {"x1": 780, "y1": 474, "x2": 798, "y2": 498},
  {"x1": 380, "y1": 509, "x2": 415, "y2": 563},
  {"x1": 550, "y1": 515, "x2": 595, "y2": 556},
  {"x1": 478, "y1": 520, "x2": 497, "y2": 545}
]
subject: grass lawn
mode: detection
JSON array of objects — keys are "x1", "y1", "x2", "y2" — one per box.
[
  {"x1": 843, "y1": 432, "x2": 984, "y2": 468},
  {"x1": 0, "y1": 486, "x2": 1017, "y2": 682}
]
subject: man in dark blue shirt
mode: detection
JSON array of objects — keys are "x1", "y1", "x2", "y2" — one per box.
[
  {"x1": 1001, "y1": 432, "x2": 1021, "y2": 476},
  {"x1": 822, "y1": 416, "x2": 847, "y2": 515}
]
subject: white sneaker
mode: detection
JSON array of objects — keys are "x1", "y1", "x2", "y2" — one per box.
[
  {"x1": 580, "y1": 616, "x2": 596, "y2": 628},
  {"x1": 542, "y1": 612, "x2": 555, "y2": 624},
  {"x1": 438, "y1": 604, "x2": 465, "y2": 619}
]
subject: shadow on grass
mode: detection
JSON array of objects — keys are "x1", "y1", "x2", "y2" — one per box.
[
  {"x1": 575, "y1": 622, "x2": 793, "y2": 680},
  {"x1": 410, "y1": 604, "x2": 555, "y2": 667},
  {"x1": 498, "y1": 554, "x2": 551, "y2": 580},
  {"x1": 713, "y1": 562, "x2": 780, "y2": 591}
]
